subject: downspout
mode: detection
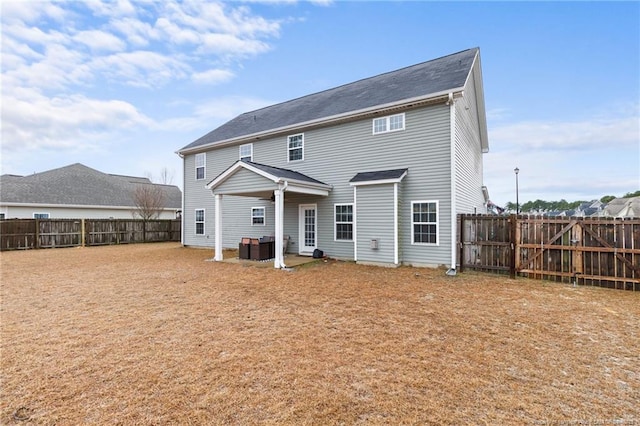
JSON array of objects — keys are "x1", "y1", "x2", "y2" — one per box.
[{"x1": 447, "y1": 92, "x2": 457, "y2": 276}]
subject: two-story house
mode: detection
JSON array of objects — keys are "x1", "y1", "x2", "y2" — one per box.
[{"x1": 177, "y1": 47, "x2": 489, "y2": 270}]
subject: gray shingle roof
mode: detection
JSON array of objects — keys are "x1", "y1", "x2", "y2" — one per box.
[
  {"x1": 245, "y1": 161, "x2": 329, "y2": 185},
  {"x1": 180, "y1": 48, "x2": 478, "y2": 152},
  {"x1": 349, "y1": 169, "x2": 409, "y2": 183},
  {"x1": 0, "y1": 163, "x2": 182, "y2": 209}
]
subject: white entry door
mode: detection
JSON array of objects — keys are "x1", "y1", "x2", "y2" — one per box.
[{"x1": 298, "y1": 204, "x2": 317, "y2": 254}]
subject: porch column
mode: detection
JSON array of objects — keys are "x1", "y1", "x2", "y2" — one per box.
[
  {"x1": 214, "y1": 193, "x2": 223, "y2": 261},
  {"x1": 274, "y1": 188, "x2": 284, "y2": 268}
]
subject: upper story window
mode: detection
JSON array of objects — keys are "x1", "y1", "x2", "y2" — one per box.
[
  {"x1": 334, "y1": 204, "x2": 353, "y2": 241},
  {"x1": 33, "y1": 213, "x2": 50, "y2": 219},
  {"x1": 195, "y1": 153, "x2": 206, "y2": 180},
  {"x1": 373, "y1": 113, "x2": 405, "y2": 135},
  {"x1": 239, "y1": 143, "x2": 253, "y2": 162},
  {"x1": 251, "y1": 207, "x2": 265, "y2": 226},
  {"x1": 411, "y1": 201, "x2": 438, "y2": 245},
  {"x1": 288, "y1": 134, "x2": 304, "y2": 162}
]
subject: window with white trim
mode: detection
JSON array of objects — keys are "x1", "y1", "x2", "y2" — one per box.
[
  {"x1": 195, "y1": 153, "x2": 205, "y2": 180},
  {"x1": 195, "y1": 209, "x2": 205, "y2": 235},
  {"x1": 33, "y1": 212, "x2": 50, "y2": 219},
  {"x1": 239, "y1": 143, "x2": 253, "y2": 162},
  {"x1": 334, "y1": 204, "x2": 353, "y2": 241},
  {"x1": 251, "y1": 207, "x2": 265, "y2": 226},
  {"x1": 373, "y1": 113, "x2": 405, "y2": 135},
  {"x1": 288, "y1": 134, "x2": 303, "y2": 162},
  {"x1": 412, "y1": 201, "x2": 438, "y2": 245}
]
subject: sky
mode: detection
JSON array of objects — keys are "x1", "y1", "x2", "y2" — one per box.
[{"x1": 1, "y1": 0, "x2": 639, "y2": 208}]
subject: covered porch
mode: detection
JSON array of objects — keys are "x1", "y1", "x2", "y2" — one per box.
[
  {"x1": 218, "y1": 252, "x2": 322, "y2": 268},
  {"x1": 206, "y1": 160, "x2": 332, "y2": 269}
]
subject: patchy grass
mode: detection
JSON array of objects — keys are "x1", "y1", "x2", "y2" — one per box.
[{"x1": 1, "y1": 243, "x2": 638, "y2": 425}]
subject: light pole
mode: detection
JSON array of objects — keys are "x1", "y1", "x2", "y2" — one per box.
[{"x1": 514, "y1": 167, "x2": 520, "y2": 214}]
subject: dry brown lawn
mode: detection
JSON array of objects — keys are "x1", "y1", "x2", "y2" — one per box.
[{"x1": 1, "y1": 243, "x2": 638, "y2": 425}]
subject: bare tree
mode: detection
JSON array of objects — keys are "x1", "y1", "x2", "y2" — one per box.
[
  {"x1": 132, "y1": 184, "x2": 166, "y2": 221},
  {"x1": 159, "y1": 167, "x2": 174, "y2": 185},
  {"x1": 144, "y1": 167, "x2": 174, "y2": 185}
]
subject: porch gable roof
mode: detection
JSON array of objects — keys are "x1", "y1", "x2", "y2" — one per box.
[
  {"x1": 349, "y1": 168, "x2": 408, "y2": 186},
  {"x1": 206, "y1": 160, "x2": 332, "y2": 196}
]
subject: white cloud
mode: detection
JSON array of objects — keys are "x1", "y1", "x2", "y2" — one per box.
[
  {"x1": 0, "y1": 0, "x2": 298, "y2": 174},
  {"x1": 159, "y1": 96, "x2": 272, "y2": 133},
  {"x1": 192, "y1": 68, "x2": 235, "y2": 85},
  {"x1": 1, "y1": 90, "x2": 153, "y2": 152},
  {"x1": 89, "y1": 51, "x2": 190, "y2": 87},
  {"x1": 484, "y1": 107, "x2": 640, "y2": 206},
  {"x1": 73, "y1": 30, "x2": 127, "y2": 52},
  {"x1": 83, "y1": 0, "x2": 138, "y2": 18},
  {"x1": 490, "y1": 115, "x2": 639, "y2": 151}
]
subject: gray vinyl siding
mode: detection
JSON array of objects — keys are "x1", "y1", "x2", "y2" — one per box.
[
  {"x1": 220, "y1": 196, "x2": 275, "y2": 247},
  {"x1": 356, "y1": 184, "x2": 395, "y2": 264},
  {"x1": 182, "y1": 103, "x2": 456, "y2": 266},
  {"x1": 214, "y1": 168, "x2": 276, "y2": 195},
  {"x1": 455, "y1": 66, "x2": 486, "y2": 214}
]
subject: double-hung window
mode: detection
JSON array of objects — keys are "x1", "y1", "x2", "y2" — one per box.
[
  {"x1": 195, "y1": 153, "x2": 205, "y2": 180},
  {"x1": 195, "y1": 209, "x2": 205, "y2": 235},
  {"x1": 251, "y1": 207, "x2": 265, "y2": 226},
  {"x1": 412, "y1": 201, "x2": 438, "y2": 245},
  {"x1": 334, "y1": 204, "x2": 353, "y2": 241},
  {"x1": 373, "y1": 113, "x2": 405, "y2": 135},
  {"x1": 288, "y1": 134, "x2": 303, "y2": 162},
  {"x1": 239, "y1": 143, "x2": 253, "y2": 162}
]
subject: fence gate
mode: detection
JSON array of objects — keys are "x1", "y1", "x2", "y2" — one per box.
[{"x1": 460, "y1": 215, "x2": 640, "y2": 291}]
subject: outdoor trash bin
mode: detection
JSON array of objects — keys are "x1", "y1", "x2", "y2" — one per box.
[
  {"x1": 250, "y1": 238, "x2": 272, "y2": 261},
  {"x1": 238, "y1": 238, "x2": 251, "y2": 259}
]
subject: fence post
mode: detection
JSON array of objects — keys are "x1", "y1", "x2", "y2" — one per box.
[
  {"x1": 458, "y1": 215, "x2": 465, "y2": 273},
  {"x1": 81, "y1": 219, "x2": 86, "y2": 247},
  {"x1": 509, "y1": 214, "x2": 517, "y2": 279},
  {"x1": 35, "y1": 218, "x2": 40, "y2": 249},
  {"x1": 573, "y1": 220, "x2": 583, "y2": 280}
]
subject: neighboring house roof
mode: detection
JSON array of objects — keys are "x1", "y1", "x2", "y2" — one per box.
[
  {"x1": 179, "y1": 48, "x2": 481, "y2": 153},
  {"x1": 349, "y1": 169, "x2": 408, "y2": 185},
  {"x1": 0, "y1": 163, "x2": 182, "y2": 209},
  {"x1": 602, "y1": 197, "x2": 640, "y2": 218}
]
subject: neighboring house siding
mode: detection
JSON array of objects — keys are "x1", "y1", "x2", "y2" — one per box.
[
  {"x1": 356, "y1": 184, "x2": 395, "y2": 264},
  {"x1": 454, "y1": 67, "x2": 486, "y2": 214},
  {"x1": 0, "y1": 206, "x2": 176, "y2": 219},
  {"x1": 1, "y1": 206, "x2": 176, "y2": 219},
  {"x1": 183, "y1": 103, "x2": 455, "y2": 266}
]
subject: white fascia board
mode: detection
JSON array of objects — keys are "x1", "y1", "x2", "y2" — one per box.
[
  {"x1": 206, "y1": 161, "x2": 279, "y2": 190},
  {"x1": 178, "y1": 91, "x2": 462, "y2": 156},
  {"x1": 284, "y1": 183, "x2": 330, "y2": 197},
  {"x1": 463, "y1": 50, "x2": 489, "y2": 153},
  {"x1": 281, "y1": 178, "x2": 332, "y2": 191},
  {"x1": 349, "y1": 171, "x2": 408, "y2": 187}
]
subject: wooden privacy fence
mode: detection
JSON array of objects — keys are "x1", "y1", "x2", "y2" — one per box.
[
  {"x1": 0, "y1": 219, "x2": 181, "y2": 251},
  {"x1": 459, "y1": 215, "x2": 640, "y2": 291}
]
